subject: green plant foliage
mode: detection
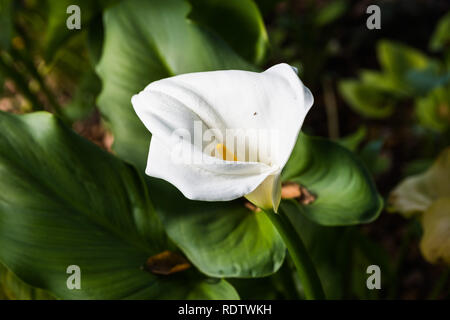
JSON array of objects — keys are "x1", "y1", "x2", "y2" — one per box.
[
  {"x1": 338, "y1": 80, "x2": 396, "y2": 118},
  {"x1": 62, "y1": 70, "x2": 102, "y2": 122},
  {"x1": 44, "y1": 0, "x2": 119, "y2": 61},
  {"x1": 148, "y1": 177, "x2": 286, "y2": 278},
  {"x1": 281, "y1": 200, "x2": 350, "y2": 299},
  {"x1": 415, "y1": 86, "x2": 450, "y2": 132},
  {"x1": 359, "y1": 140, "x2": 392, "y2": 175},
  {"x1": 281, "y1": 133, "x2": 383, "y2": 226},
  {"x1": 187, "y1": 0, "x2": 268, "y2": 65},
  {"x1": 377, "y1": 40, "x2": 434, "y2": 92},
  {"x1": 337, "y1": 126, "x2": 367, "y2": 152},
  {"x1": 0, "y1": 262, "x2": 54, "y2": 300},
  {"x1": 0, "y1": 111, "x2": 239, "y2": 299},
  {"x1": 96, "y1": 0, "x2": 255, "y2": 172},
  {"x1": 314, "y1": 0, "x2": 348, "y2": 27},
  {"x1": 339, "y1": 37, "x2": 449, "y2": 130},
  {"x1": 430, "y1": 11, "x2": 450, "y2": 52}
]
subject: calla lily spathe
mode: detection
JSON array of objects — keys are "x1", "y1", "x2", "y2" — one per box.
[{"x1": 131, "y1": 63, "x2": 313, "y2": 212}]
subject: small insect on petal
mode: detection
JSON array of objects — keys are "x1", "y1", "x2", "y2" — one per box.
[{"x1": 144, "y1": 250, "x2": 191, "y2": 275}]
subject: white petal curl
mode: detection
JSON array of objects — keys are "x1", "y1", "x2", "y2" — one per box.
[{"x1": 131, "y1": 63, "x2": 314, "y2": 210}]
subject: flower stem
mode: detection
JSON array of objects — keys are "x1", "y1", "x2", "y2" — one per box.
[{"x1": 263, "y1": 208, "x2": 325, "y2": 300}]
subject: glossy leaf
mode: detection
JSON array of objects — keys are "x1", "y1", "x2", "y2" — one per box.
[
  {"x1": 281, "y1": 133, "x2": 383, "y2": 226},
  {"x1": 280, "y1": 200, "x2": 350, "y2": 299},
  {"x1": 0, "y1": 111, "x2": 238, "y2": 299},
  {"x1": 149, "y1": 177, "x2": 286, "y2": 278},
  {"x1": 96, "y1": 0, "x2": 254, "y2": 171},
  {"x1": 187, "y1": 0, "x2": 268, "y2": 64}
]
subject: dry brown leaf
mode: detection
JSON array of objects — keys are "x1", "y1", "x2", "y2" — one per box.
[{"x1": 144, "y1": 250, "x2": 191, "y2": 275}]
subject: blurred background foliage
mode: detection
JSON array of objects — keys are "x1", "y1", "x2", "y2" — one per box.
[{"x1": 0, "y1": 0, "x2": 449, "y2": 300}]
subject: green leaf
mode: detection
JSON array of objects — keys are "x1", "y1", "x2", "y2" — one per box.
[
  {"x1": 149, "y1": 178, "x2": 285, "y2": 278},
  {"x1": 45, "y1": 0, "x2": 95, "y2": 60},
  {"x1": 405, "y1": 68, "x2": 450, "y2": 96},
  {"x1": 415, "y1": 85, "x2": 450, "y2": 132},
  {"x1": 186, "y1": 278, "x2": 240, "y2": 300},
  {"x1": 281, "y1": 133, "x2": 383, "y2": 226},
  {"x1": 45, "y1": 0, "x2": 119, "y2": 61},
  {"x1": 0, "y1": 0, "x2": 12, "y2": 50},
  {"x1": 430, "y1": 11, "x2": 450, "y2": 52},
  {"x1": 359, "y1": 140, "x2": 391, "y2": 175},
  {"x1": 314, "y1": 0, "x2": 348, "y2": 27},
  {"x1": 337, "y1": 126, "x2": 367, "y2": 152},
  {"x1": 359, "y1": 70, "x2": 407, "y2": 94},
  {"x1": 96, "y1": 0, "x2": 254, "y2": 172},
  {"x1": 378, "y1": 40, "x2": 430, "y2": 77},
  {"x1": 187, "y1": 0, "x2": 269, "y2": 65},
  {"x1": 377, "y1": 40, "x2": 438, "y2": 94},
  {"x1": 0, "y1": 111, "x2": 238, "y2": 299},
  {"x1": 86, "y1": 14, "x2": 104, "y2": 66},
  {"x1": 0, "y1": 262, "x2": 54, "y2": 300},
  {"x1": 281, "y1": 200, "x2": 351, "y2": 299},
  {"x1": 62, "y1": 70, "x2": 102, "y2": 122},
  {"x1": 338, "y1": 80, "x2": 396, "y2": 118}
]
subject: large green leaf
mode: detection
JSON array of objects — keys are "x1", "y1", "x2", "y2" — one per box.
[
  {"x1": 96, "y1": 0, "x2": 254, "y2": 171},
  {"x1": 148, "y1": 178, "x2": 285, "y2": 278},
  {"x1": 187, "y1": 0, "x2": 268, "y2": 65},
  {"x1": 0, "y1": 111, "x2": 238, "y2": 299},
  {"x1": 281, "y1": 133, "x2": 383, "y2": 226},
  {"x1": 280, "y1": 200, "x2": 350, "y2": 299}
]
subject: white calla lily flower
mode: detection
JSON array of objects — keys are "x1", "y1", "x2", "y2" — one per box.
[{"x1": 131, "y1": 63, "x2": 313, "y2": 212}]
